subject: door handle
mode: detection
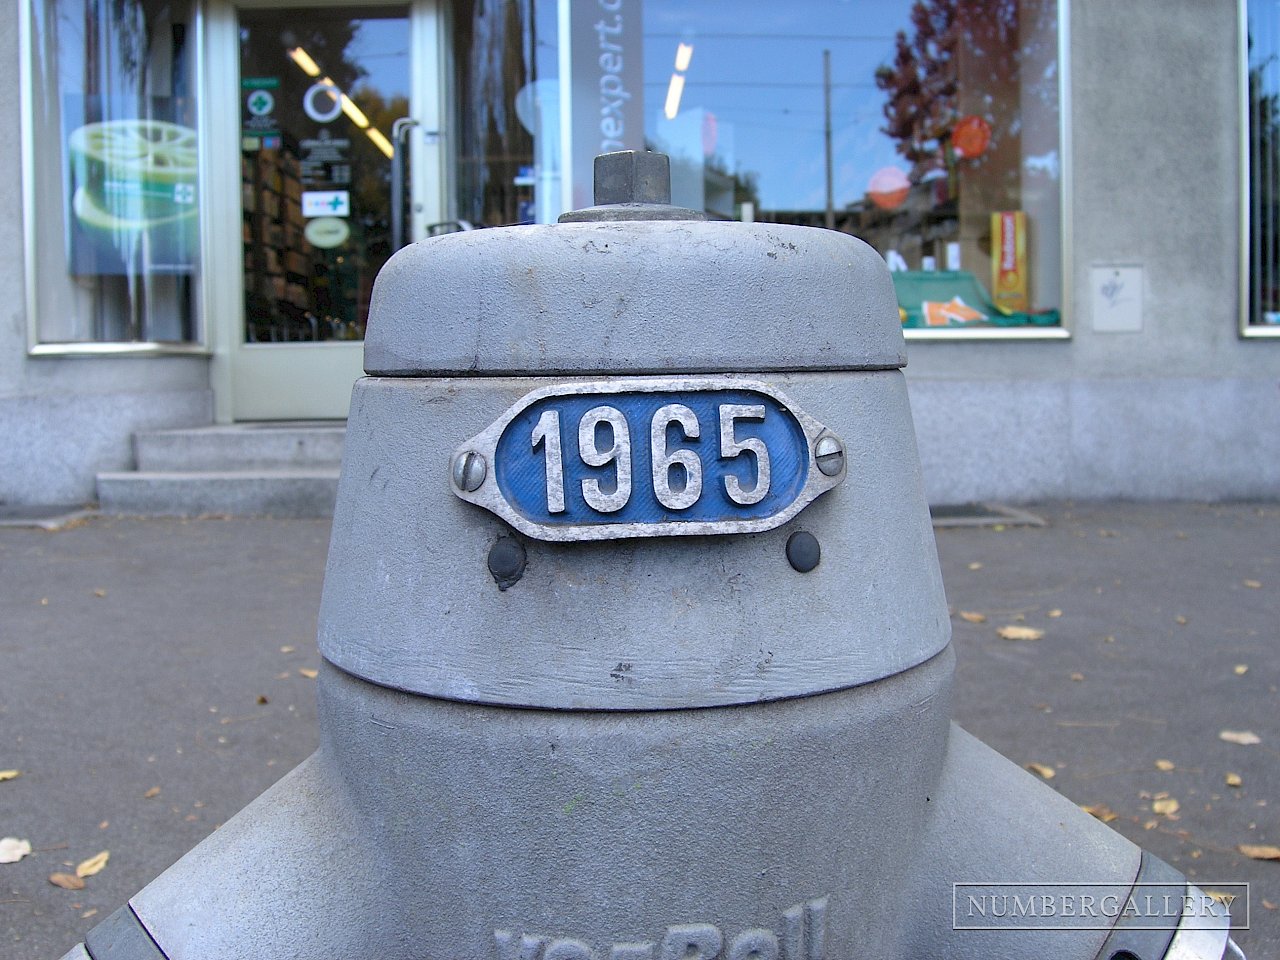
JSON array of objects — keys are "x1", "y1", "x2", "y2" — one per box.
[{"x1": 390, "y1": 117, "x2": 419, "y2": 252}]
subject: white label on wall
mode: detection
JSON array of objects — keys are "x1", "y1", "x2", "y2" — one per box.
[{"x1": 1091, "y1": 264, "x2": 1144, "y2": 333}]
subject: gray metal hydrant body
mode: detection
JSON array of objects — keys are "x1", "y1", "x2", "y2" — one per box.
[{"x1": 63, "y1": 154, "x2": 1238, "y2": 960}]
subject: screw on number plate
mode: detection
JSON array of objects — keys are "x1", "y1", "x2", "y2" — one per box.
[
  {"x1": 453, "y1": 450, "x2": 487, "y2": 492},
  {"x1": 814, "y1": 434, "x2": 845, "y2": 477}
]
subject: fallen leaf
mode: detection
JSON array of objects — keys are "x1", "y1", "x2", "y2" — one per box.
[
  {"x1": 1263, "y1": 899, "x2": 1278, "y2": 910},
  {"x1": 1104, "y1": 635, "x2": 1117, "y2": 643},
  {"x1": 1238, "y1": 844, "x2": 1280, "y2": 861},
  {"x1": 279, "y1": 646, "x2": 296, "y2": 654},
  {"x1": 298, "y1": 668, "x2": 319, "y2": 680},
  {"x1": 1082, "y1": 804, "x2": 1119, "y2": 823},
  {"x1": 1226, "y1": 773, "x2": 1243, "y2": 788},
  {"x1": 0, "y1": 837, "x2": 32, "y2": 863},
  {"x1": 1175, "y1": 615, "x2": 1188, "y2": 625},
  {"x1": 143, "y1": 787, "x2": 160, "y2": 799},
  {"x1": 75, "y1": 850, "x2": 109, "y2": 878},
  {"x1": 1205, "y1": 890, "x2": 1238, "y2": 905},
  {"x1": 184, "y1": 814, "x2": 198, "y2": 822},
  {"x1": 1026, "y1": 762, "x2": 1056, "y2": 780},
  {"x1": 49, "y1": 873, "x2": 85, "y2": 891},
  {"x1": 81, "y1": 908, "x2": 98, "y2": 919},
  {"x1": 1048, "y1": 609, "x2": 1063, "y2": 618},
  {"x1": 1070, "y1": 672, "x2": 1085, "y2": 682},
  {"x1": 998, "y1": 625, "x2": 1044, "y2": 641},
  {"x1": 958, "y1": 611, "x2": 987, "y2": 623},
  {"x1": 1153, "y1": 798, "x2": 1180, "y2": 816},
  {"x1": 92, "y1": 589, "x2": 106, "y2": 598},
  {"x1": 1219, "y1": 730, "x2": 1262, "y2": 746},
  {"x1": 0, "y1": 770, "x2": 21, "y2": 782},
  {"x1": 1155, "y1": 759, "x2": 1176, "y2": 771},
  {"x1": 98, "y1": 821, "x2": 108, "y2": 830},
  {"x1": 1243, "y1": 580, "x2": 1262, "y2": 589},
  {"x1": 1234, "y1": 665, "x2": 1249, "y2": 676},
  {"x1": 40, "y1": 597, "x2": 48, "y2": 605},
  {"x1": 968, "y1": 562, "x2": 983, "y2": 570},
  {"x1": 275, "y1": 672, "x2": 290, "y2": 680},
  {"x1": 1143, "y1": 820, "x2": 1158, "y2": 830}
]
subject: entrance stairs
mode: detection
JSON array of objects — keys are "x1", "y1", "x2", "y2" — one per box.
[{"x1": 96, "y1": 422, "x2": 345, "y2": 518}]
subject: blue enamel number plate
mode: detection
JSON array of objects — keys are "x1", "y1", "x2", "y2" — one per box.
[{"x1": 450, "y1": 378, "x2": 846, "y2": 541}]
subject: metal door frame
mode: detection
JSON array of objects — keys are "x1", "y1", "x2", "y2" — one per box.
[{"x1": 203, "y1": 0, "x2": 447, "y2": 422}]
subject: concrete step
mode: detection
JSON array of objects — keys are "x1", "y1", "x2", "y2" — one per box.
[
  {"x1": 134, "y1": 423, "x2": 346, "y2": 472},
  {"x1": 96, "y1": 469, "x2": 340, "y2": 518}
]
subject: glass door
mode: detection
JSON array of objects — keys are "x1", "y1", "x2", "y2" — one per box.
[{"x1": 207, "y1": 0, "x2": 443, "y2": 420}]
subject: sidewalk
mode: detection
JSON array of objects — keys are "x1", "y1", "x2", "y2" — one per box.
[{"x1": 1, "y1": 503, "x2": 1276, "y2": 959}]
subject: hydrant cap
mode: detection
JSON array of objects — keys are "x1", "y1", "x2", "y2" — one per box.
[{"x1": 364, "y1": 152, "x2": 905, "y2": 377}]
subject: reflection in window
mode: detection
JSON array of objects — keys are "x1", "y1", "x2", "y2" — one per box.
[
  {"x1": 1247, "y1": 0, "x2": 1280, "y2": 329},
  {"x1": 26, "y1": 0, "x2": 201, "y2": 344},
  {"x1": 637, "y1": 0, "x2": 1063, "y2": 329},
  {"x1": 452, "y1": 0, "x2": 559, "y2": 228}
]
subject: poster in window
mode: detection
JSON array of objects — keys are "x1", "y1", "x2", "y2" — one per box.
[{"x1": 64, "y1": 96, "x2": 199, "y2": 276}]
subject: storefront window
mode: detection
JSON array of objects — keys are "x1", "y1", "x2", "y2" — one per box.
[
  {"x1": 553, "y1": 0, "x2": 1063, "y2": 332},
  {"x1": 1246, "y1": 0, "x2": 1280, "y2": 334},
  {"x1": 451, "y1": 0, "x2": 559, "y2": 228},
  {"x1": 24, "y1": 0, "x2": 203, "y2": 345},
  {"x1": 238, "y1": 8, "x2": 408, "y2": 343}
]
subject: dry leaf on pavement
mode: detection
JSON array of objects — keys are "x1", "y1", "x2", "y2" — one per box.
[
  {"x1": 1048, "y1": 609, "x2": 1063, "y2": 618},
  {"x1": 1152, "y1": 798, "x2": 1180, "y2": 816},
  {"x1": 1025, "y1": 762, "x2": 1055, "y2": 780},
  {"x1": 1226, "y1": 773, "x2": 1243, "y2": 788},
  {"x1": 75, "y1": 850, "x2": 109, "y2": 878},
  {"x1": 1238, "y1": 844, "x2": 1280, "y2": 861},
  {"x1": 49, "y1": 872, "x2": 85, "y2": 891},
  {"x1": 1219, "y1": 730, "x2": 1262, "y2": 746},
  {"x1": 998, "y1": 625, "x2": 1044, "y2": 641},
  {"x1": 1155, "y1": 759, "x2": 1176, "y2": 771},
  {"x1": 143, "y1": 787, "x2": 160, "y2": 799},
  {"x1": 1234, "y1": 665, "x2": 1249, "y2": 676},
  {"x1": 968, "y1": 562, "x2": 983, "y2": 570},
  {"x1": 0, "y1": 837, "x2": 32, "y2": 863},
  {"x1": 959, "y1": 611, "x2": 987, "y2": 624},
  {"x1": 1243, "y1": 580, "x2": 1262, "y2": 589},
  {"x1": 0, "y1": 770, "x2": 21, "y2": 782},
  {"x1": 1070, "y1": 672, "x2": 1085, "y2": 682},
  {"x1": 298, "y1": 668, "x2": 319, "y2": 679},
  {"x1": 1082, "y1": 804, "x2": 1119, "y2": 823}
]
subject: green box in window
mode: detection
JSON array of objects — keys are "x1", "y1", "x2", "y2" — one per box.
[{"x1": 891, "y1": 270, "x2": 1059, "y2": 328}]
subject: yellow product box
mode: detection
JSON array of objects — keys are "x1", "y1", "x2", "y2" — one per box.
[{"x1": 991, "y1": 211, "x2": 1028, "y2": 313}]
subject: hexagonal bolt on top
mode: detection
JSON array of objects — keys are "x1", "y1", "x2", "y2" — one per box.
[{"x1": 594, "y1": 151, "x2": 672, "y2": 206}]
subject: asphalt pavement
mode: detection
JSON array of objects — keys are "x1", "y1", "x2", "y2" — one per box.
[{"x1": 1, "y1": 503, "x2": 1276, "y2": 959}]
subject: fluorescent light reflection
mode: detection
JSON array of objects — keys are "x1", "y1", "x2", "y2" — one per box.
[
  {"x1": 288, "y1": 46, "x2": 321, "y2": 77},
  {"x1": 664, "y1": 73, "x2": 686, "y2": 120},
  {"x1": 674, "y1": 42, "x2": 694, "y2": 72}
]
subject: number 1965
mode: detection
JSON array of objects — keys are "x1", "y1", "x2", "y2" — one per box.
[{"x1": 531, "y1": 404, "x2": 771, "y2": 514}]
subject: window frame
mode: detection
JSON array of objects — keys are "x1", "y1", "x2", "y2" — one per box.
[
  {"x1": 1241, "y1": 0, "x2": 1280, "y2": 338},
  {"x1": 900, "y1": 0, "x2": 1072, "y2": 342},
  {"x1": 19, "y1": 0, "x2": 213, "y2": 356}
]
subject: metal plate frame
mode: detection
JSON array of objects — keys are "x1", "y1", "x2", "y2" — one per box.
[{"x1": 450, "y1": 376, "x2": 846, "y2": 541}]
